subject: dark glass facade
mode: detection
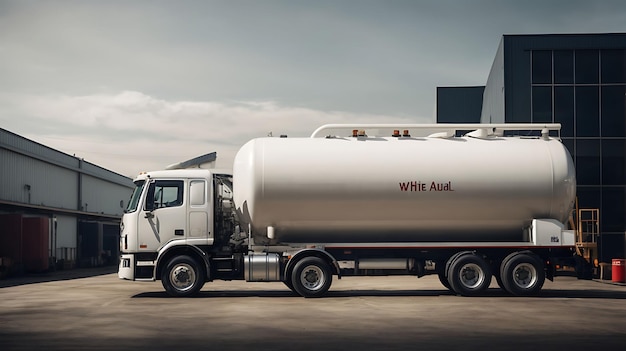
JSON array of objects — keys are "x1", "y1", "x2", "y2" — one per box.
[
  {"x1": 437, "y1": 34, "x2": 626, "y2": 261},
  {"x1": 436, "y1": 86, "x2": 484, "y2": 123},
  {"x1": 529, "y1": 48, "x2": 626, "y2": 260}
]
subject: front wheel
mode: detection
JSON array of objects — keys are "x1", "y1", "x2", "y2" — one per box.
[
  {"x1": 290, "y1": 257, "x2": 333, "y2": 298},
  {"x1": 161, "y1": 255, "x2": 205, "y2": 297}
]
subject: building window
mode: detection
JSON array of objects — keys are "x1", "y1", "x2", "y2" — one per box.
[
  {"x1": 575, "y1": 50, "x2": 599, "y2": 84},
  {"x1": 575, "y1": 86, "x2": 600, "y2": 137},
  {"x1": 601, "y1": 49, "x2": 626, "y2": 84},
  {"x1": 555, "y1": 86, "x2": 574, "y2": 137},
  {"x1": 532, "y1": 86, "x2": 552, "y2": 122},
  {"x1": 601, "y1": 85, "x2": 626, "y2": 137},
  {"x1": 602, "y1": 139, "x2": 625, "y2": 185},
  {"x1": 577, "y1": 187, "x2": 601, "y2": 210},
  {"x1": 532, "y1": 50, "x2": 552, "y2": 84},
  {"x1": 576, "y1": 139, "x2": 601, "y2": 185},
  {"x1": 601, "y1": 188, "x2": 626, "y2": 232},
  {"x1": 554, "y1": 50, "x2": 574, "y2": 84}
]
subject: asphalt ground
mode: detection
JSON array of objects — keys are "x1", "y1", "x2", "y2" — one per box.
[{"x1": 1, "y1": 269, "x2": 625, "y2": 351}]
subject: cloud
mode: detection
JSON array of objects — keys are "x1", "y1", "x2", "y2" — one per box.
[
  {"x1": 6, "y1": 2, "x2": 626, "y2": 180},
  {"x1": 0, "y1": 91, "x2": 423, "y2": 178}
]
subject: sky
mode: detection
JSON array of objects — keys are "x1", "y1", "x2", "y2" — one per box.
[{"x1": 2, "y1": 0, "x2": 626, "y2": 178}]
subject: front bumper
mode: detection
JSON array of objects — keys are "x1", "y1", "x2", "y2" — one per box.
[{"x1": 118, "y1": 254, "x2": 135, "y2": 280}]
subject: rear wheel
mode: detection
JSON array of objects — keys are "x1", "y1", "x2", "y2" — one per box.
[
  {"x1": 161, "y1": 255, "x2": 205, "y2": 297},
  {"x1": 442, "y1": 251, "x2": 472, "y2": 292},
  {"x1": 500, "y1": 253, "x2": 545, "y2": 296},
  {"x1": 290, "y1": 257, "x2": 333, "y2": 298},
  {"x1": 447, "y1": 253, "x2": 492, "y2": 296}
]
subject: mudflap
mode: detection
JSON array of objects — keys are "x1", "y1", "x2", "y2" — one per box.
[
  {"x1": 552, "y1": 254, "x2": 593, "y2": 280},
  {"x1": 574, "y1": 255, "x2": 594, "y2": 280}
]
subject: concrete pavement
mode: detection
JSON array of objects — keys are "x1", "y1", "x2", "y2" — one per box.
[{"x1": 1, "y1": 272, "x2": 625, "y2": 350}]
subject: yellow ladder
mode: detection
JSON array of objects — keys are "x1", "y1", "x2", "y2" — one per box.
[{"x1": 571, "y1": 201, "x2": 600, "y2": 264}]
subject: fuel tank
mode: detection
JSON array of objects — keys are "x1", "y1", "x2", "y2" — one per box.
[{"x1": 233, "y1": 130, "x2": 576, "y2": 243}]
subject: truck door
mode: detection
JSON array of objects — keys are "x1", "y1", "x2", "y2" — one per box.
[
  {"x1": 188, "y1": 179, "x2": 212, "y2": 246},
  {"x1": 137, "y1": 180, "x2": 187, "y2": 251}
]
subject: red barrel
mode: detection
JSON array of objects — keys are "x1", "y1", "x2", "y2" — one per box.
[{"x1": 612, "y1": 259, "x2": 626, "y2": 283}]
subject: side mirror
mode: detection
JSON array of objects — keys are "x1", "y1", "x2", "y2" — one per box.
[
  {"x1": 145, "y1": 201, "x2": 154, "y2": 212},
  {"x1": 144, "y1": 182, "x2": 156, "y2": 212}
]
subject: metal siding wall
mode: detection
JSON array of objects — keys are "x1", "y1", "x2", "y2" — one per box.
[
  {"x1": 81, "y1": 174, "x2": 133, "y2": 216},
  {"x1": 481, "y1": 38, "x2": 505, "y2": 123},
  {"x1": 0, "y1": 149, "x2": 21, "y2": 201},
  {"x1": 82, "y1": 161, "x2": 133, "y2": 187},
  {"x1": 504, "y1": 36, "x2": 532, "y2": 123},
  {"x1": 1, "y1": 129, "x2": 78, "y2": 169},
  {"x1": 1, "y1": 148, "x2": 78, "y2": 209},
  {"x1": 2, "y1": 128, "x2": 133, "y2": 213}
]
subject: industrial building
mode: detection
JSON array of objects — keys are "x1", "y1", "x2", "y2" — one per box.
[
  {"x1": 0, "y1": 128, "x2": 134, "y2": 276},
  {"x1": 438, "y1": 33, "x2": 626, "y2": 266}
]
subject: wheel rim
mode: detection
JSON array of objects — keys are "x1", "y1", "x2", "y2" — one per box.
[
  {"x1": 299, "y1": 265, "x2": 325, "y2": 291},
  {"x1": 459, "y1": 263, "x2": 485, "y2": 289},
  {"x1": 512, "y1": 263, "x2": 537, "y2": 289},
  {"x1": 170, "y1": 263, "x2": 196, "y2": 292}
]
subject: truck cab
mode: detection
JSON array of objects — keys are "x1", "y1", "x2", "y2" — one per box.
[{"x1": 119, "y1": 169, "x2": 241, "y2": 295}]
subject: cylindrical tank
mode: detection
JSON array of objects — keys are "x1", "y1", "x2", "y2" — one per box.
[{"x1": 233, "y1": 134, "x2": 576, "y2": 243}]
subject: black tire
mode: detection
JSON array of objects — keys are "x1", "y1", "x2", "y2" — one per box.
[
  {"x1": 438, "y1": 271, "x2": 453, "y2": 291},
  {"x1": 283, "y1": 280, "x2": 296, "y2": 294},
  {"x1": 444, "y1": 251, "x2": 473, "y2": 281},
  {"x1": 290, "y1": 257, "x2": 333, "y2": 298},
  {"x1": 500, "y1": 253, "x2": 545, "y2": 296},
  {"x1": 447, "y1": 253, "x2": 492, "y2": 296},
  {"x1": 442, "y1": 251, "x2": 472, "y2": 292},
  {"x1": 161, "y1": 255, "x2": 205, "y2": 297}
]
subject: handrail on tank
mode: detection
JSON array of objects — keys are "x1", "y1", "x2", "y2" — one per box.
[{"x1": 310, "y1": 123, "x2": 562, "y2": 138}]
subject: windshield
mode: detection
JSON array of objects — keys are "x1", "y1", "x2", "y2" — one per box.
[{"x1": 125, "y1": 180, "x2": 146, "y2": 213}]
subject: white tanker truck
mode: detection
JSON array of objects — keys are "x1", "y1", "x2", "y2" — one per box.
[{"x1": 118, "y1": 124, "x2": 577, "y2": 297}]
